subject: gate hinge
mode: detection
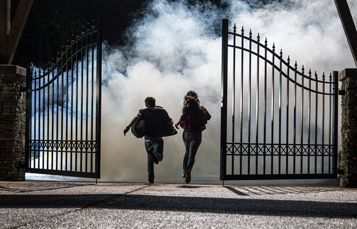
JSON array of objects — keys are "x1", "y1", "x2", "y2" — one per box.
[{"x1": 339, "y1": 89, "x2": 345, "y2": 95}]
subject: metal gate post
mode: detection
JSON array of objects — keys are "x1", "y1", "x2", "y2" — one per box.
[
  {"x1": 25, "y1": 67, "x2": 32, "y2": 171},
  {"x1": 220, "y1": 19, "x2": 228, "y2": 180},
  {"x1": 333, "y1": 71, "x2": 339, "y2": 176},
  {"x1": 95, "y1": 16, "x2": 102, "y2": 179}
]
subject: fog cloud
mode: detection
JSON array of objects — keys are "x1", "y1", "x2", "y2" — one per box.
[{"x1": 99, "y1": 0, "x2": 356, "y2": 183}]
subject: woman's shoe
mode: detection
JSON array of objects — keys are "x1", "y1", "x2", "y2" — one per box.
[
  {"x1": 185, "y1": 170, "x2": 191, "y2": 184},
  {"x1": 182, "y1": 170, "x2": 187, "y2": 178}
]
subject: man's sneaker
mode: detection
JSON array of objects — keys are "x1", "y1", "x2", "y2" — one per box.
[
  {"x1": 182, "y1": 170, "x2": 187, "y2": 178},
  {"x1": 185, "y1": 170, "x2": 191, "y2": 184},
  {"x1": 148, "y1": 150, "x2": 159, "y2": 164},
  {"x1": 148, "y1": 177, "x2": 154, "y2": 184}
]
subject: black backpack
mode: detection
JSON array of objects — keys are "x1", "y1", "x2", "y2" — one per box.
[{"x1": 131, "y1": 107, "x2": 177, "y2": 138}]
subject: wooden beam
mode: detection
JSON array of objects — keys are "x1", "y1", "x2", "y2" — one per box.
[
  {"x1": 334, "y1": 0, "x2": 357, "y2": 67},
  {"x1": 0, "y1": 0, "x2": 10, "y2": 63},
  {"x1": 7, "y1": 0, "x2": 33, "y2": 64}
]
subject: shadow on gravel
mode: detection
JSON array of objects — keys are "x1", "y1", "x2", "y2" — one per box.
[
  {"x1": 223, "y1": 186, "x2": 337, "y2": 196},
  {"x1": 224, "y1": 186, "x2": 249, "y2": 196},
  {"x1": 179, "y1": 185, "x2": 203, "y2": 189},
  {"x1": 0, "y1": 194, "x2": 356, "y2": 218}
]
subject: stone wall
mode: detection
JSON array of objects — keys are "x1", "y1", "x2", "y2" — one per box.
[
  {"x1": 339, "y1": 68, "x2": 357, "y2": 188},
  {"x1": 0, "y1": 65, "x2": 27, "y2": 181}
]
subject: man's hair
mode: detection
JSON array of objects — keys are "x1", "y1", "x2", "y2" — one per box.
[{"x1": 145, "y1": 97, "x2": 156, "y2": 107}]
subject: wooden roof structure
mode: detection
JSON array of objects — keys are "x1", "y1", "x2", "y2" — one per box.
[
  {"x1": 334, "y1": 0, "x2": 357, "y2": 67},
  {"x1": 0, "y1": 0, "x2": 33, "y2": 64},
  {"x1": 0, "y1": 0, "x2": 355, "y2": 67}
]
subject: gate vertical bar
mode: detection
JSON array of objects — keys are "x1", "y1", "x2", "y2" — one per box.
[
  {"x1": 248, "y1": 30, "x2": 252, "y2": 175},
  {"x1": 70, "y1": 41, "x2": 74, "y2": 171},
  {"x1": 278, "y1": 50, "x2": 282, "y2": 175},
  {"x1": 256, "y1": 34, "x2": 260, "y2": 175},
  {"x1": 46, "y1": 67, "x2": 50, "y2": 169},
  {"x1": 38, "y1": 71, "x2": 41, "y2": 169},
  {"x1": 308, "y1": 70, "x2": 312, "y2": 174},
  {"x1": 34, "y1": 72, "x2": 37, "y2": 169},
  {"x1": 315, "y1": 73, "x2": 318, "y2": 174},
  {"x1": 271, "y1": 44, "x2": 275, "y2": 174},
  {"x1": 42, "y1": 71, "x2": 45, "y2": 169},
  {"x1": 80, "y1": 31, "x2": 84, "y2": 172},
  {"x1": 56, "y1": 65, "x2": 59, "y2": 170},
  {"x1": 293, "y1": 62, "x2": 297, "y2": 174},
  {"x1": 329, "y1": 74, "x2": 332, "y2": 172},
  {"x1": 322, "y1": 74, "x2": 326, "y2": 174},
  {"x1": 301, "y1": 66, "x2": 305, "y2": 174},
  {"x1": 220, "y1": 19, "x2": 228, "y2": 180},
  {"x1": 95, "y1": 16, "x2": 103, "y2": 178},
  {"x1": 332, "y1": 71, "x2": 338, "y2": 175},
  {"x1": 61, "y1": 57, "x2": 64, "y2": 171},
  {"x1": 65, "y1": 48, "x2": 69, "y2": 171},
  {"x1": 240, "y1": 27, "x2": 244, "y2": 175},
  {"x1": 75, "y1": 36, "x2": 79, "y2": 172},
  {"x1": 91, "y1": 29, "x2": 95, "y2": 173},
  {"x1": 25, "y1": 68, "x2": 32, "y2": 171},
  {"x1": 286, "y1": 57, "x2": 290, "y2": 174},
  {"x1": 85, "y1": 26, "x2": 90, "y2": 173},
  {"x1": 231, "y1": 24, "x2": 236, "y2": 175},
  {"x1": 264, "y1": 39, "x2": 267, "y2": 175},
  {"x1": 51, "y1": 65, "x2": 55, "y2": 170}
]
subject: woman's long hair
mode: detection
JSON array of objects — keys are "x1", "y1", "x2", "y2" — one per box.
[{"x1": 183, "y1": 96, "x2": 204, "y2": 128}]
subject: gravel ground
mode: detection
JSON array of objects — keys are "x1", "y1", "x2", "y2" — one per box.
[{"x1": 0, "y1": 181, "x2": 356, "y2": 228}]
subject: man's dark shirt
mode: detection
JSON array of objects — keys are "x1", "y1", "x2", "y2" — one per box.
[{"x1": 138, "y1": 106, "x2": 172, "y2": 139}]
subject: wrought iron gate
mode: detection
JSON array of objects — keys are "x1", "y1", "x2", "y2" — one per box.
[
  {"x1": 25, "y1": 18, "x2": 102, "y2": 178},
  {"x1": 220, "y1": 19, "x2": 339, "y2": 180}
]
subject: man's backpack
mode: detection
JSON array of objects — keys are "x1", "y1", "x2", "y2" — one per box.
[{"x1": 131, "y1": 107, "x2": 177, "y2": 138}]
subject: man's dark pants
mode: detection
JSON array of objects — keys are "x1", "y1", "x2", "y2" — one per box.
[{"x1": 145, "y1": 138, "x2": 164, "y2": 182}]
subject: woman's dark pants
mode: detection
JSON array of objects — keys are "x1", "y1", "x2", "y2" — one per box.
[{"x1": 182, "y1": 130, "x2": 202, "y2": 171}]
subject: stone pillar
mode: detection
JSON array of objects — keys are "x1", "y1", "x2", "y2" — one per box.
[
  {"x1": 0, "y1": 65, "x2": 26, "y2": 181},
  {"x1": 339, "y1": 68, "x2": 357, "y2": 188}
]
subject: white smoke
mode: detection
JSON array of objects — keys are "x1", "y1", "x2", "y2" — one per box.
[{"x1": 99, "y1": 0, "x2": 356, "y2": 183}]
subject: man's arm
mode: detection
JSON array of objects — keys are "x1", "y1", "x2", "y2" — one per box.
[
  {"x1": 161, "y1": 108, "x2": 174, "y2": 126},
  {"x1": 124, "y1": 115, "x2": 141, "y2": 136}
]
